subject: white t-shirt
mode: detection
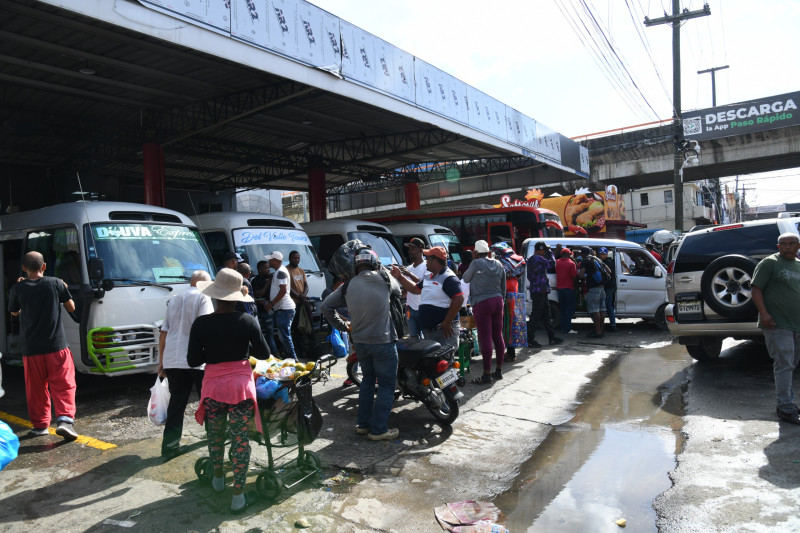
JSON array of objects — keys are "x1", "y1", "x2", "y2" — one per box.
[
  {"x1": 270, "y1": 265, "x2": 296, "y2": 310},
  {"x1": 405, "y1": 261, "x2": 428, "y2": 310},
  {"x1": 161, "y1": 287, "x2": 214, "y2": 369}
]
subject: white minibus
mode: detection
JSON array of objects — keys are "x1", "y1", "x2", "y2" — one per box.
[
  {"x1": 0, "y1": 202, "x2": 216, "y2": 375},
  {"x1": 382, "y1": 222, "x2": 467, "y2": 268},
  {"x1": 190, "y1": 212, "x2": 325, "y2": 317}
]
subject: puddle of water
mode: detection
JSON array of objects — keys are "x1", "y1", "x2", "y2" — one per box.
[{"x1": 494, "y1": 342, "x2": 691, "y2": 532}]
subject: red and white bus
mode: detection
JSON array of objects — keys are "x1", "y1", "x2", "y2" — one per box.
[{"x1": 370, "y1": 205, "x2": 563, "y2": 253}]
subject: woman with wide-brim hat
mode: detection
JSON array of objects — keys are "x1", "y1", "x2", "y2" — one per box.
[{"x1": 188, "y1": 268, "x2": 270, "y2": 513}]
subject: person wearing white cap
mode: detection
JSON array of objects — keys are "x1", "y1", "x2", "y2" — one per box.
[
  {"x1": 187, "y1": 267, "x2": 270, "y2": 513},
  {"x1": 462, "y1": 240, "x2": 506, "y2": 384},
  {"x1": 264, "y1": 251, "x2": 297, "y2": 359}
]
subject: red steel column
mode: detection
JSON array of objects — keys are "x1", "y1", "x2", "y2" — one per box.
[
  {"x1": 405, "y1": 182, "x2": 420, "y2": 211},
  {"x1": 143, "y1": 142, "x2": 166, "y2": 207},
  {"x1": 308, "y1": 165, "x2": 326, "y2": 221}
]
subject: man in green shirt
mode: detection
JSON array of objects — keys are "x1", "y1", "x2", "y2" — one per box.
[{"x1": 752, "y1": 232, "x2": 800, "y2": 424}]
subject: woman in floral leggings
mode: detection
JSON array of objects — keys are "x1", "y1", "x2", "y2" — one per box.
[{"x1": 188, "y1": 268, "x2": 270, "y2": 513}]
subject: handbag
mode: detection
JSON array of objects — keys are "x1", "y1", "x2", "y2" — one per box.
[{"x1": 147, "y1": 376, "x2": 170, "y2": 426}]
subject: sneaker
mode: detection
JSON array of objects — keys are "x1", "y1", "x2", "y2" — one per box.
[
  {"x1": 586, "y1": 332, "x2": 604, "y2": 339},
  {"x1": 607, "y1": 326, "x2": 618, "y2": 332},
  {"x1": 549, "y1": 337, "x2": 563, "y2": 345},
  {"x1": 528, "y1": 341, "x2": 542, "y2": 349},
  {"x1": 368, "y1": 428, "x2": 399, "y2": 441},
  {"x1": 776, "y1": 408, "x2": 800, "y2": 425},
  {"x1": 566, "y1": 330, "x2": 578, "y2": 334},
  {"x1": 55, "y1": 421, "x2": 78, "y2": 441},
  {"x1": 355, "y1": 426, "x2": 370, "y2": 435},
  {"x1": 471, "y1": 374, "x2": 492, "y2": 385},
  {"x1": 161, "y1": 445, "x2": 189, "y2": 460},
  {"x1": 28, "y1": 427, "x2": 50, "y2": 436},
  {"x1": 492, "y1": 368, "x2": 503, "y2": 380}
]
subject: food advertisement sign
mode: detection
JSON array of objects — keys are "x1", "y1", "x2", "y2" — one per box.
[{"x1": 499, "y1": 186, "x2": 626, "y2": 236}]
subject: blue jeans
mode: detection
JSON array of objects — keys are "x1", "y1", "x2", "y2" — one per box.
[
  {"x1": 273, "y1": 309, "x2": 297, "y2": 359},
  {"x1": 407, "y1": 307, "x2": 423, "y2": 338},
  {"x1": 604, "y1": 288, "x2": 617, "y2": 326},
  {"x1": 557, "y1": 288, "x2": 575, "y2": 334},
  {"x1": 764, "y1": 328, "x2": 800, "y2": 413},
  {"x1": 258, "y1": 311, "x2": 278, "y2": 355},
  {"x1": 355, "y1": 342, "x2": 399, "y2": 435}
]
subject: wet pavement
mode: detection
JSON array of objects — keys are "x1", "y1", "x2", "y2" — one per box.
[{"x1": 495, "y1": 340, "x2": 691, "y2": 532}]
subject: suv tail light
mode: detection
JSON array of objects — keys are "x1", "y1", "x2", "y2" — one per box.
[{"x1": 666, "y1": 260, "x2": 675, "y2": 274}]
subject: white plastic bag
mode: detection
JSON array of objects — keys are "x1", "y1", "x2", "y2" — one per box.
[{"x1": 147, "y1": 376, "x2": 170, "y2": 426}]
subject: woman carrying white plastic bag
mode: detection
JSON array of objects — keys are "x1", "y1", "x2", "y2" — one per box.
[{"x1": 148, "y1": 376, "x2": 170, "y2": 425}]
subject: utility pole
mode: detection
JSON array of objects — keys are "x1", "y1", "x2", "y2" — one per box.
[
  {"x1": 697, "y1": 65, "x2": 729, "y2": 107},
  {"x1": 698, "y1": 64, "x2": 729, "y2": 223},
  {"x1": 645, "y1": 2, "x2": 711, "y2": 232}
]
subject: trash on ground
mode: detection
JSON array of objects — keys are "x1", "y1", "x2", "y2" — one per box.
[
  {"x1": 321, "y1": 470, "x2": 357, "y2": 486},
  {"x1": 434, "y1": 500, "x2": 505, "y2": 532},
  {"x1": 615, "y1": 518, "x2": 627, "y2": 527}
]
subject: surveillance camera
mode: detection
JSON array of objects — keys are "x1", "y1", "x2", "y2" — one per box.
[{"x1": 687, "y1": 140, "x2": 701, "y2": 155}]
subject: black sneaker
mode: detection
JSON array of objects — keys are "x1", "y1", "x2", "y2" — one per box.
[
  {"x1": 55, "y1": 421, "x2": 78, "y2": 441},
  {"x1": 161, "y1": 445, "x2": 190, "y2": 460},
  {"x1": 776, "y1": 409, "x2": 800, "y2": 425},
  {"x1": 549, "y1": 337, "x2": 563, "y2": 345},
  {"x1": 492, "y1": 368, "x2": 503, "y2": 380},
  {"x1": 528, "y1": 341, "x2": 542, "y2": 349}
]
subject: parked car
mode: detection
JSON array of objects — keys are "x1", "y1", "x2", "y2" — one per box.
[
  {"x1": 665, "y1": 214, "x2": 800, "y2": 361},
  {"x1": 521, "y1": 237, "x2": 669, "y2": 329}
]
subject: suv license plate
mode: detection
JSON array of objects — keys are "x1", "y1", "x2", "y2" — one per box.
[
  {"x1": 678, "y1": 300, "x2": 701, "y2": 314},
  {"x1": 436, "y1": 368, "x2": 458, "y2": 388}
]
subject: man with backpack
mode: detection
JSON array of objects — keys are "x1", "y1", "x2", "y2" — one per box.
[
  {"x1": 321, "y1": 247, "x2": 403, "y2": 441},
  {"x1": 526, "y1": 242, "x2": 562, "y2": 349},
  {"x1": 579, "y1": 246, "x2": 612, "y2": 339}
]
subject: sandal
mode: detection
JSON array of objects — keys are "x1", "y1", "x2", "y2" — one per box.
[{"x1": 471, "y1": 374, "x2": 492, "y2": 385}]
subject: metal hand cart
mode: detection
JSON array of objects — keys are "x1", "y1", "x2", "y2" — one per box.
[{"x1": 194, "y1": 355, "x2": 336, "y2": 501}]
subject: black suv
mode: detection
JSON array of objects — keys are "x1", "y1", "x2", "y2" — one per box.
[{"x1": 665, "y1": 215, "x2": 800, "y2": 361}]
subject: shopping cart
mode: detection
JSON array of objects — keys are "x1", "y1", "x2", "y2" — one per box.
[{"x1": 194, "y1": 355, "x2": 336, "y2": 501}]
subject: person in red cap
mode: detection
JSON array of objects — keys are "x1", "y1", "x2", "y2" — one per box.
[
  {"x1": 391, "y1": 246, "x2": 464, "y2": 351},
  {"x1": 555, "y1": 247, "x2": 577, "y2": 334}
]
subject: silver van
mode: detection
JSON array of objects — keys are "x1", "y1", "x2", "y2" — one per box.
[
  {"x1": 383, "y1": 222, "x2": 467, "y2": 267},
  {"x1": 302, "y1": 219, "x2": 403, "y2": 286},
  {"x1": 521, "y1": 237, "x2": 668, "y2": 328}
]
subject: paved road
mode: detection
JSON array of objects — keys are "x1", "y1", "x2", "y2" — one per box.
[
  {"x1": 0, "y1": 322, "x2": 692, "y2": 532},
  {"x1": 654, "y1": 339, "x2": 800, "y2": 533}
]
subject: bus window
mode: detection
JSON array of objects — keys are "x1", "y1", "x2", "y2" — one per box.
[
  {"x1": 429, "y1": 233, "x2": 466, "y2": 266},
  {"x1": 310, "y1": 234, "x2": 346, "y2": 265},
  {"x1": 25, "y1": 226, "x2": 81, "y2": 286},
  {"x1": 201, "y1": 231, "x2": 229, "y2": 268},
  {"x1": 348, "y1": 232, "x2": 402, "y2": 266},
  {"x1": 488, "y1": 222, "x2": 514, "y2": 248}
]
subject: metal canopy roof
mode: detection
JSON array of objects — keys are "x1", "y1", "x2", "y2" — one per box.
[{"x1": 1, "y1": 0, "x2": 579, "y2": 203}]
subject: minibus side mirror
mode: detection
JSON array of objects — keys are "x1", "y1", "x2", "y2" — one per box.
[{"x1": 88, "y1": 258, "x2": 104, "y2": 281}]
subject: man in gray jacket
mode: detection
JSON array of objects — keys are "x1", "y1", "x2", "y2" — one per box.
[{"x1": 321, "y1": 247, "x2": 402, "y2": 441}]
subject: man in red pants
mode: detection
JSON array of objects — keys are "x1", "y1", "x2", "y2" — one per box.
[{"x1": 8, "y1": 251, "x2": 78, "y2": 441}]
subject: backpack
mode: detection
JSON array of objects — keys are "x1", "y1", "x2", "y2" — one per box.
[
  {"x1": 589, "y1": 256, "x2": 612, "y2": 284},
  {"x1": 342, "y1": 267, "x2": 407, "y2": 339}
]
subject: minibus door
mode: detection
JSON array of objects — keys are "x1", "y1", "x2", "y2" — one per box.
[{"x1": 488, "y1": 222, "x2": 514, "y2": 250}]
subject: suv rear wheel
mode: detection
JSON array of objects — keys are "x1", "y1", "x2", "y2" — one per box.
[
  {"x1": 700, "y1": 255, "x2": 758, "y2": 319},
  {"x1": 686, "y1": 336, "x2": 723, "y2": 362}
]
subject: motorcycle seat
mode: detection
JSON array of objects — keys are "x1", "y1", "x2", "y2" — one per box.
[{"x1": 396, "y1": 338, "x2": 442, "y2": 364}]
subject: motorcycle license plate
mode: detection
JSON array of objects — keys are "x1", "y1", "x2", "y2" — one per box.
[{"x1": 435, "y1": 368, "x2": 458, "y2": 388}]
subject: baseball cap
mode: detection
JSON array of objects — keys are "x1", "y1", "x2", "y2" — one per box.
[
  {"x1": 597, "y1": 247, "x2": 609, "y2": 255},
  {"x1": 404, "y1": 237, "x2": 425, "y2": 249},
  {"x1": 534, "y1": 241, "x2": 548, "y2": 251},
  {"x1": 265, "y1": 251, "x2": 284, "y2": 262},
  {"x1": 560, "y1": 247, "x2": 572, "y2": 255},
  {"x1": 580, "y1": 246, "x2": 593, "y2": 255},
  {"x1": 422, "y1": 246, "x2": 448, "y2": 261},
  {"x1": 222, "y1": 251, "x2": 243, "y2": 263},
  {"x1": 474, "y1": 240, "x2": 491, "y2": 253}
]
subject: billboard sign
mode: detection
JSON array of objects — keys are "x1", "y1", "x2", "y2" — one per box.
[{"x1": 683, "y1": 91, "x2": 799, "y2": 141}]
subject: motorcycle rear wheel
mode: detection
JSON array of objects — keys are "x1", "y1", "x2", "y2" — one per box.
[
  {"x1": 346, "y1": 361, "x2": 362, "y2": 386},
  {"x1": 426, "y1": 394, "x2": 459, "y2": 426}
]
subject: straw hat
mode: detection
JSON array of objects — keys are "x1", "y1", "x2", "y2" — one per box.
[{"x1": 197, "y1": 268, "x2": 253, "y2": 302}]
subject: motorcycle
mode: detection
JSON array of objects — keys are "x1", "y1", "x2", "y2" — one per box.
[{"x1": 346, "y1": 337, "x2": 464, "y2": 426}]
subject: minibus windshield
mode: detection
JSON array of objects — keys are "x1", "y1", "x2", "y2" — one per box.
[
  {"x1": 233, "y1": 228, "x2": 322, "y2": 273},
  {"x1": 349, "y1": 231, "x2": 402, "y2": 266},
  {"x1": 86, "y1": 224, "x2": 215, "y2": 283},
  {"x1": 429, "y1": 233, "x2": 466, "y2": 265}
]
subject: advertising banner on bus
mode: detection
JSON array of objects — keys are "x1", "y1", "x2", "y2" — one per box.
[{"x1": 498, "y1": 186, "x2": 626, "y2": 236}]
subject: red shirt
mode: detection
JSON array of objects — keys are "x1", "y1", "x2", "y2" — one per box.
[
  {"x1": 555, "y1": 257, "x2": 577, "y2": 290},
  {"x1": 649, "y1": 250, "x2": 663, "y2": 263}
]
